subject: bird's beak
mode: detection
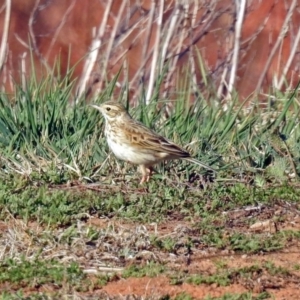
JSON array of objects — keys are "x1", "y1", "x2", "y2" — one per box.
[{"x1": 89, "y1": 104, "x2": 102, "y2": 112}]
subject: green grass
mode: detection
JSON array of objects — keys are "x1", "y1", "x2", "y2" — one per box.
[
  {"x1": 0, "y1": 72, "x2": 300, "y2": 298},
  {"x1": 0, "y1": 258, "x2": 95, "y2": 298},
  {"x1": 122, "y1": 262, "x2": 165, "y2": 278},
  {"x1": 173, "y1": 293, "x2": 194, "y2": 300},
  {"x1": 185, "y1": 262, "x2": 296, "y2": 288},
  {"x1": 0, "y1": 258, "x2": 84, "y2": 287},
  {"x1": 0, "y1": 176, "x2": 300, "y2": 230},
  {"x1": 187, "y1": 273, "x2": 231, "y2": 286},
  {"x1": 0, "y1": 72, "x2": 299, "y2": 185},
  {"x1": 204, "y1": 292, "x2": 271, "y2": 300}
]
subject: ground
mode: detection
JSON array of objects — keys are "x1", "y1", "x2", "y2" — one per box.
[{"x1": 1, "y1": 181, "x2": 300, "y2": 299}]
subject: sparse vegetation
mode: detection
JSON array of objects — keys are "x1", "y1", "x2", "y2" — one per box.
[{"x1": 0, "y1": 71, "x2": 300, "y2": 299}]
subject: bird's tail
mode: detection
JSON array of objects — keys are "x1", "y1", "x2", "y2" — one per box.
[{"x1": 184, "y1": 157, "x2": 216, "y2": 172}]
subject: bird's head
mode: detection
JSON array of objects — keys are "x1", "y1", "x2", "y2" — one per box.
[{"x1": 91, "y1": 101, "x2": 129, "y2": 123}]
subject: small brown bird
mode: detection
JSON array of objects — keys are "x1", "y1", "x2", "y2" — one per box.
[{"x1": 91, "y1": 101, "x2": 215, "y2": 183}]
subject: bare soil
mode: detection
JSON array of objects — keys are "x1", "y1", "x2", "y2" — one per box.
[
  {"x1": 2, "y1": 201, "x2": 300, "y2": 299},
  {"x1": 88, "y1": 208, "x2": 300, "y2": 300}
]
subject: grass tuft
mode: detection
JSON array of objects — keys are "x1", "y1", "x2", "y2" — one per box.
[{"x1": 0, "y1": 68, "x2": 300, "y2": 299}]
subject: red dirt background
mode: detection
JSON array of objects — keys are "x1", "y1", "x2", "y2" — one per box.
[{"x1": 0, "y1": 0, "x2": 300, "y2": 100}]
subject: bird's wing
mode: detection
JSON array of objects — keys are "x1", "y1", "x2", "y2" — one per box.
[{"x1": 120, "y1": 119, "x2": 190, "y2": 158}]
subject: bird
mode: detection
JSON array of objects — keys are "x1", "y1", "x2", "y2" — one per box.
[{"x1": 91, "y1": 101, "x2": 216, "y2": 183}]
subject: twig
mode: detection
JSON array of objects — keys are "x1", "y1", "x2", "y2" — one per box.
[
  {"x1": 75, "y1": 0, "x2": 114, "y2": 101},
  {"x1": 226, "y1": 0, "x2": 246, "y2": 99},
  {"x1": 110, "y1": 15, "x2": 147, "y2": 72},
  {"x1": 14, "y1": 34, "x2": 31, "y2": 49},
  {"x1": 217, "y1": 66, "x2": 228, "y2": 100},
  {"x1": 163, "y1": 7, "x2": 186, "y2": 100},
  {"x1": 277, "y1": 26, "x2": 300, "y2": 90},
  {"x1": 98, "y1": 0, "x2": 128, "y2": 94},
  {"x1": 0, "y1": 0, "x2": 11, "y2": 73},
  {"x1": 255, "y1": 0, "x2": 297, "y2": 93},
  {"x1": 28, "y1": 0, "x2": 53, "y2": 75},
  {"x1": 146, "y1": 0, "x2": 164, "y2": 104},
  {"x1": 83, "y1": 267, "x2": 124, "y2": 274},
  {"x1": 161, "y1": 3, "x2": 181, "y2": 99},
  {"x1": 189, "y1": 0, "x2": 199, "y2": 94},
  {"x1": 114, "y1": 14, "x2": 145, "y2": 48},
  {"x1": 0, "y1": 2, "x2": 7, "y2": 13},
  {"x1": 91, "y1": 154, "x2": 111, "y2": 179},
  {"x1": 160, "y1": 3, "x2": 179, "y2": 71},
  {"x1": 21, "y1": 52, "x2": 27, "y2": 100},
  {"x1": 138, "y1": 1, "x2": 155, "y2": 102},
  {"x1": 45, "y1": 0, "x2": 76, "y2": 60}
]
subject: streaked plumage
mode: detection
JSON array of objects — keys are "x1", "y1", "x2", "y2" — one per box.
[{"x1": 91, "y1": 101, "x2": 215, "y2": 183}]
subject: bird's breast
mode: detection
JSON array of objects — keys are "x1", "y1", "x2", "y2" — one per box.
[{"x1": 105, "y1": 135, "x2": 160, "y2": 165}]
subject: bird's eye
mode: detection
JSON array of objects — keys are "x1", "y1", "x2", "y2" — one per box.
[{"x1": 106, "y1": 107, "x2": 111, "y2": 111}]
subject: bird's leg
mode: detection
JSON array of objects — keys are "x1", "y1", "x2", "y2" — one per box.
[
  {"x1": 139, "y1": 165, "x2": 154, "y2": 184},
  {"x1": 147, "y1": 166, "x2": 155, "y2": 180},
  {"x1": 139, "y1": 165, "x2": 148, "y2": 184}
]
